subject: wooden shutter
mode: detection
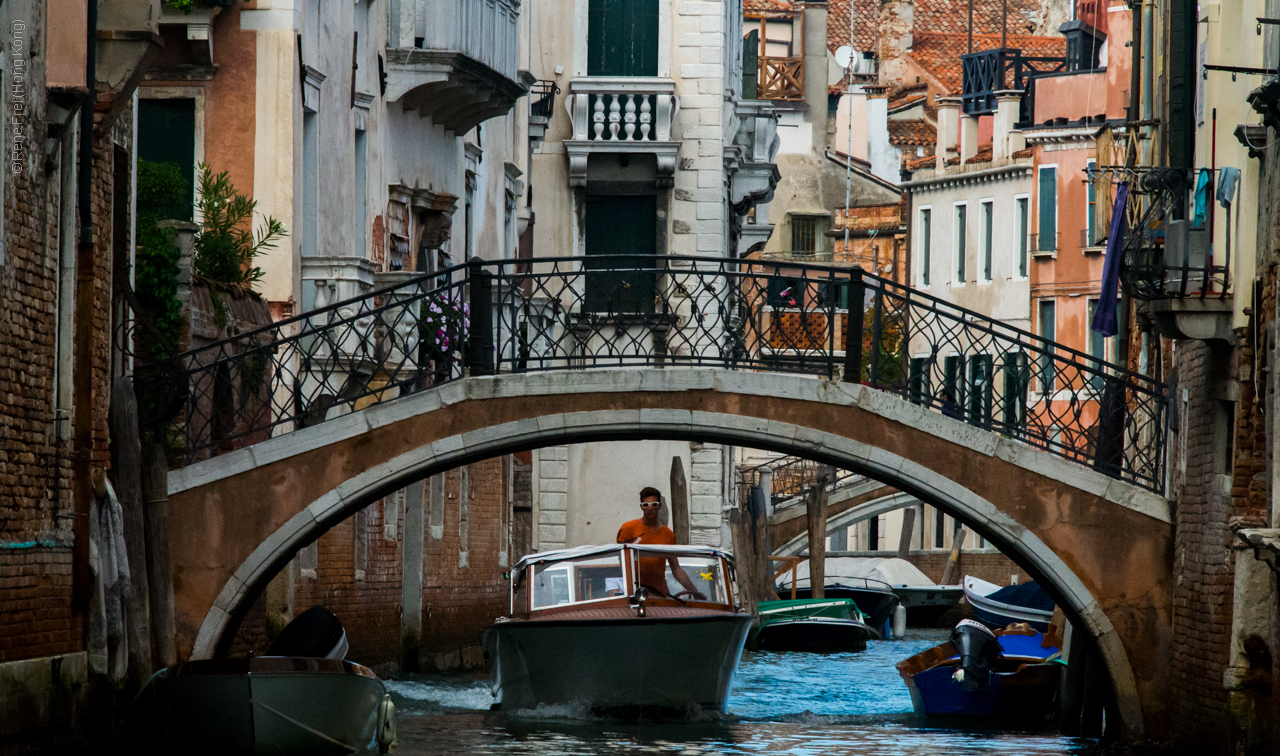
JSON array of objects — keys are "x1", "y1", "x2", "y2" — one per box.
[
  {"x1": 1038, "y1": 168, "x2": 1056, "y2": 251},
  {"x1": 1167, "y1": 0, "x2": 1197, "y2": 169},
  {"x1": 743, "y1": 31, "x2": 759, "y2": 99},
  {"x1": 585, "y1": 195, "x2": 657, "y2": 313},
  {"x1": 588, "y1": 0, "x2": 658, "y2": 76},
  {"x1": 138, "y1": 98, "x2": 196, "y2": 221}
]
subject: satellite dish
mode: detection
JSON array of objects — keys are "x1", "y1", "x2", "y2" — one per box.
[{"x1": 835, "y1": 46, "x2": 853, "y2": 69}]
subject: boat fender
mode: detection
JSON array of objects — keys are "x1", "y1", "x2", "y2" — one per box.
[
  {"x1": 949, "y1": 619, "x2": 1000, "y2": 692},
  {"x1": 376, "y1": 694, "x2": 397, "y2": 753},
  {"x1": 891, "y1": 604, "x2": 908, "y2": 640}
]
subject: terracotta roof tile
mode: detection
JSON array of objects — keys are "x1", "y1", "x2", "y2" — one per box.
[
  {"x1": 825, "y1": 0, "x2": 1061, "y2": 55},
  {"x1": 905, "y1": 154, "x2": 938, "y2": 170},
  {"x1": 745, "y1": 0, "x2": 796, "y2": 12},
  {"x1": 907, "y1": 32, "x2": 1066, "y2": 94},
  {"x1": 888, "y1": 119, "x2": 936, "y2": 146}
]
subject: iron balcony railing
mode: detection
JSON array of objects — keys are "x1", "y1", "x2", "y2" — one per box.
[
  {"x1": 737, "y1": 455, "x2": 861, "y2": 511},
  {"x1": 1118, "y1": 167, "x2": 1231, "y2": 300},
  {"x1": 959, "y1": 47, "x2": 1065, "y2": 123},
  {"x1": 529, "y1": 79, "x2": 560, "y2": 121},
  {"x1": 139, "y1": 255, "x2": 1168, "y2": 492}
]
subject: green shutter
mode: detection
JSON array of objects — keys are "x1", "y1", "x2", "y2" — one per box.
[
  {"x1": 585, "y1": 195, "x2": 657, "y2": 313},
  {"x1": 138, "y1": 99, "x2": 196, "y2": 221},
  {"x1": 743, "y1": 31, "x2": 759, "y2": 99},
  {"x1": 588, "y1": 0, "x2": 658, "y2": 76},
  {"x1": 1168, "y1": 0, "x2": 1197, "y2": 169},
  {"x1": 1038, "y1": 168, "x2": 1056, "y2": 251}
]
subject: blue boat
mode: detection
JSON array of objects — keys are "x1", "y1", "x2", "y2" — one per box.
[
  {"x1": 963, "y1": 576, "x2": 1056, "y2": 633},
  {"x1": 896, "y1": 620, "x2": 1065, "y2": 720}
]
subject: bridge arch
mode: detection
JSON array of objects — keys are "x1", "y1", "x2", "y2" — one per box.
[{"x1": 168, "y1": 368, "x2": 1170, "y2": 737}]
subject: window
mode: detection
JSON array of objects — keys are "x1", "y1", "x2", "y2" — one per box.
[
  {"x1": 967, "y1": 354, "x2": 993, "y2": 427},
  {"x1": 138, "y1": 98, "x2": 197, "y2": 221},
  {"x1": 588, "y1": 0, "x2": 659, "y2": 76},
  {"x1": 1001, "y1": 350, "x2": 1029, "y2": 432},
  {"x1": 944, "y1": 354, "x2": 963, "y2": 407},
  {"x1": 1016, "y1": 196, "x2": 1029, "y2": 277},
  {"x1": 355, "y1": 129, "x2": 368, "y2": 256},
  {"x1": 909, "y1": 356, "x2": 933, "y2": 404},
  {"x1": 954, "y1": 204, "x2": 967, "y2": 283},
  {"x1": 1039, "y1": 300, "x2": 1056, "y2": 392},
  {"x1": 790, "y1": 214, "x2": 827, "y2": 253},
  {"x1": 1086, "y1": 159, "x2": 1097, "y2": 246},
  {"x1": 354, "y1": 506, "x2": 368, "y2": 581},
  {"x1": 302, "y1": 111, "x2": 319, "y2": 256},
  {"x1": 1088, "y1": 299, "x2": 1106, "y2": 389},
  {"x1": 934, "y1": 509, "x2": 945, "y2": 549},
  {"x1": 818, "y1": 280, "x2": 849, "y2": 309},
  {"x1": 585, "y1": 194, "x2": 657, "y2": 313},
  {"x1": 1038, "y1": 166, "x2": 1057, "y2": 251},
  {"x1": 919, "y1": 208, "x2": 932, "y2": 287},
  {"x1": 980, "y1": 199, "x2": 993, "y2": 282},
  {"x1": 767, "y1": 276, "x2": 805, "y2": 308}
]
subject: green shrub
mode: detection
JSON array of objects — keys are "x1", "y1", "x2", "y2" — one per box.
[
  {"x1": 135, "y1": 159, "x2": 189, "y2": 358},
  {"x1": 193, "y1": 163, "x2": 287, "y2": 287}
]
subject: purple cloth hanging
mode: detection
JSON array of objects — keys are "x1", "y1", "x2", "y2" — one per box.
[{"x1": 1090, "y1": 181, "x2": 1130, "y2": 338}]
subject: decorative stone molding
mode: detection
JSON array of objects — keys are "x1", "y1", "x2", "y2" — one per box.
[
  {"x1": 352, "y1": 91, "x2": 376, "y2": 131},
  {"x1": 384, "y1": 50, "x2": 527, "y2": 134},
  {"x1": 727, "y1": 99, "x2": 781, "y2": 215},
  {"x1": 303, "y1": 66, "x2": 326, "y2": 114}
]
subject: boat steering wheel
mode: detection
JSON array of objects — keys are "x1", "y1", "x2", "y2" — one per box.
[{"x1": 673, "y1": 590, "x2": 704, "y2": 601}]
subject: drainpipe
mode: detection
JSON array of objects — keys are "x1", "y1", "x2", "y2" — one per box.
[{"x1": 71, "y1": 0, "x2": 98, "y2": 612}]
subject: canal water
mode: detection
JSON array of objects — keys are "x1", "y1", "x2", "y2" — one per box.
[{"x1": 383, "y1": 630, "x2": 1099, "y2": 755}]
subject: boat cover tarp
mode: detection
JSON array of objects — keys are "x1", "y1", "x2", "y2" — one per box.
[
  {"x1": 779, "y1": 557, "x2": 942, "y2": 589},
  {"x1": 986, "y1": 582, "x2": 1054, "y2": 614}
]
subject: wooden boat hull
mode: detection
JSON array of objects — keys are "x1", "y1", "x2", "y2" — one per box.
[
  {"x1": 157, "y1": 657, "x2": 385, "y2": 755},
  {"x1": 905, "y1": 661, "x2": 1063, "y2": 719},
  {"x1": 485, "y1": 609, "x2": 752, "y2": 714},
  {"x1": 896, "y1": 586, "x2": 964, "y2": 626},
  {"x1": 755, "y1": 617, "x2": 870, "y2": 653}
]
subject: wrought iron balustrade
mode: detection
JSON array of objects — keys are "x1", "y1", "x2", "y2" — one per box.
[
  {"x1": 960, "y1": 48, "x2": 1065, "y2": 122},
  {"x1": 142, "y1": 255, "x2": 1167, "y2": 492},
  {"x1": 529, "y1": 79, "x2": 560, "y2": 120},
  {"x1": 1118, "y1": 167, "x2": 1231, "y2": 300},
  {"x1": 737, "y1": 455, "x2": 861, "y2": 510}
]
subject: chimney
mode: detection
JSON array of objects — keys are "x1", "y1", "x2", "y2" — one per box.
[
  {"x1": 877, "y1": 0, "x2": 915, "y2": 86},
  {"x1": 865, "y1": 86, "x2": 895, "y2": 182},
  {"x1": 935, "y1": 96, "x2": 960, "y2": 170},
  {"x1": 959, "y1": 112, "x2": 979, "y2": 163},
  {"x1": 993, "y1": 91, "x2": 1022, "y2": 160},
  {"x1": 801, "y1": 1, "x2": 830, "y2": 151}
]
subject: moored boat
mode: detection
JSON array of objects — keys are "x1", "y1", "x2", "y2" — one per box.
[
  {"x1": 896, "y1": 620, "x2": 1065, "y2": 720},
  {"x1": 484, "y1": 543, "x2": 751, "y2": 715},
  {"x1": 963, "y1": 576, "x2": 1056, "y2": 632},
  {"x1": 755, "y1": 598, "x2": 872, "y2": 652},
  {"x1": 145, "y1": 606, "x2": 396, "y2": 755},
  {"x1": 776, "y1": 558, "x2": 902, "y2": 635}
]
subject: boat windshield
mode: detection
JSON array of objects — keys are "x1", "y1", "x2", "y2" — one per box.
[
  {"x1": 630, "y1": 550, "x2": 728, "y2": 604},
  {"x1": 531, "y1": 554, "x2": 627, "y2": 609}
]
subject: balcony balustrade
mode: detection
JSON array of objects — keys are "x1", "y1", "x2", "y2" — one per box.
[
  {"x1": 564, "y1": 77, "x2": 679, "y2": 186},
  {"x1": 960, "y1": 48, "x2": 1064, "y2": 121},
  {"x1": 384, "y1": 0, "x2": 527, "y2": 133},
  {"x1": 758, "y1": 56, "x2": 804, "y2": 101}
]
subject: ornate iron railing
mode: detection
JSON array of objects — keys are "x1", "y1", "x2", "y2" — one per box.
[
  {"x1": 959, "y1": 47, "x2": 1065, "y2": 123},
  {"x1": 737, "y1": 455, "x2": 861, "y2": 511},
  {"x1": 143, "y1": 255, "x2": 1167, "y2": 491}
]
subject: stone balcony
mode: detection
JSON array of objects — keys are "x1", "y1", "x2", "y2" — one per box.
[
  {"x1": 563, "y1": 77, "x2": 680, "y2": 187},
  {"x1": 384, "y1": 0, "x2": 527, "y2": 133},
  {"x1": 727, "y1": 99, "x2": 780, "y2": 215}
]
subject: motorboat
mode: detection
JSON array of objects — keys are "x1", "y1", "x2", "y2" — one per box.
[
  {"x1": 484, "y1": 543, "x2": 752, "y2": 715},
  {"x1": 963, "y1": 576, "x2": 1056, "y2": 632},
  {"x1": 800, "y1": 557, "x2": 962, "y2": 627},
  {"x1": 776, "y1": 558, "x2": 902, "y2": 636},
  {"x1": 896, "y1": 620, "x2": 1065, "y2": 720},
  {"x1": 143, "y1": 606, "x2": 396, "y2": 755},
  {"x1": 755, "y1": 598, "x2": 872, "y2": 653}
]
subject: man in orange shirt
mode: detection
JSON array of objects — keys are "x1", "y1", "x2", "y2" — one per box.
[{"x1": 617, "y1": 487, "x2": 706, "y2": 600}]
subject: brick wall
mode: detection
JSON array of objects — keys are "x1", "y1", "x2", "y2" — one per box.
[
  {"x1": 0, "y1": 550, "x2": 77, "y2": 662},
  {"x1": 229, "y1": 456, "x2": 512, "y2": 672},
  {"x1": 1166, "y1": 339, "x2": 1234, "y2": 748}
]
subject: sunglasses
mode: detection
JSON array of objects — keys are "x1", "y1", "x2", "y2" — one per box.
[{"x1": 640, "y1": 502, "x2": 661, "y2": 509}]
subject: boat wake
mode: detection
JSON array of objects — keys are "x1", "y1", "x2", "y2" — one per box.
[{"x1": 385, "y1": 677, "x2": 496, "y2": 711}]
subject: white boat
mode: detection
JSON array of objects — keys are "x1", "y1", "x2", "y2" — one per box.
[
  {"x1": 963, "y1": 576, "x2": 1056, "y2": 632},
  {"x1": 842, "y1": 557, "x2": 964, "y2": 626},
  {"x1": 484, "y1": 543, "x2": 752, "y2": 714}
]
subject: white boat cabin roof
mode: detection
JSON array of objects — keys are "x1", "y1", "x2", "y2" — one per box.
[{"x1": 513, "y1": 543, "x2": 734, "y2": 571}]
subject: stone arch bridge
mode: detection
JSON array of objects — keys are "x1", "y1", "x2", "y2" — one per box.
[{"x1": 167, "y1": 368, "x2": 1172, "y2": 737}]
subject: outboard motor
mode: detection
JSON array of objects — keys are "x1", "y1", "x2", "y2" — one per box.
[
  {"x1": 266, "y1": 605, "x2": 349, "y2": 659},
  {"x1": 949, "y1": 619, "x2": 1000, "y2": 692}
]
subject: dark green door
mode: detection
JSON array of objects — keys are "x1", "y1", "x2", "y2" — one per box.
[
  {"x1": 138, "y1": 99, "x2": 196, "y2": 221},
  {"x1": 585, "y1": 195, "x2": 657, "y2": 314},
  {"x1": 742, "y1": 31, "x2": 759, "y2": 99},
  {"x1": 588, "y1": 0, "x2": 659, "y2": 76}
]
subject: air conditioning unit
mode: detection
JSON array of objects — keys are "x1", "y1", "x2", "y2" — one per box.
[{"x1": 1163, "y1": 219, "x2": 1208, "y2": 293}]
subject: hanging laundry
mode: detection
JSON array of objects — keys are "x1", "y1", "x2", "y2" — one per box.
[
  {"x1": 1091, "y1": 182, "x2": 1130, "y2": 338},
  {"x1": 1192, "y1": 168, "x2": 1213, "y2": 229},
  {"x1": 1217, "y1": 167, "x2": 1240, "y2": 208},
  {"x1": 87, "y1": 479, "x2": 131, "y2": 680}
]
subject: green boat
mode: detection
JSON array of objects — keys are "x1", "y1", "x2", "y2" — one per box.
[{"x1": 755, "y1": 598, "x2": 873, "y2": 652}]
